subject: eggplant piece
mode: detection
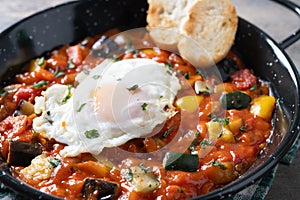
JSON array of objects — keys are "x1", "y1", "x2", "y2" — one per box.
[
  {"x1": 216, "y1": 58, "x2": 238, "y2": 81},
  {"x1": 220, "y1": 91, "x2": 251, "y2": 110},
  {"x1": 163, "y1": 152, "x2": 199, "y2": 172},
  {"x1": 91, "y1": 35, "x2": 123, "y2": 58},
  {"x1": 82, "y1": 178, "x2": 119, "y2": 200},
  {"x1": 7, "y1": 141, "x2": 42, "y2": 167}
]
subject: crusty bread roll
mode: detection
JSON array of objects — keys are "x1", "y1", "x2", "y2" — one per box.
[{"x1": 147, "y1": 0, "x2": 238, "y2": 67}]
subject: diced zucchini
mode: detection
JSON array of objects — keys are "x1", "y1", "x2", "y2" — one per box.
[
  {"x1": 125, "y1": 165, "x2": 160, "y2": 193},
  {"x1": 220, "y1": 91, "x2": 251, "y2": 110},
  {"x1": 250, "y1": 95, "x2": 276, "y2": 120},
  {"x1": 175, "y1": 95, "x2": 203, "y2": 113},
  {"x1": 163, "y1": 152, "x2": 199, "y2": 172},
  {"x1": 206, "y1": 121, "x2": 235, "y2": 142},
  {"x1": 194, "y1": 81, "x2": 211, "y2": 94}
]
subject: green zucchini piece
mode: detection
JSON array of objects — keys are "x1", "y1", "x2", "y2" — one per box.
[
  {"x1": 220, "y1": 91, "x2": 251, "y2": 110},
  {"x1": 163, "y1": 152, "x2": 199, "y2": 172}
]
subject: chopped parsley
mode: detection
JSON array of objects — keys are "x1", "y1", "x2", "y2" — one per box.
[
  {"x1": 111, "y1": 57, "x2": 121, "y2": 62},
  {"x1": 177, "y1": 187, "x2": 184, "y2": 193},
  {"x1": 200, "y1": 139, "x2": 212, "y2": 149},
  {"x1": 139, "y1": 163, "x2": 150, "y2": 172},
  {"x1": 0, "y1": 89, "x2": 8, "y2": 96},
  {"x1": 250, "y1": 84, "x2": 257, "y2": 92},
  {"x1": 67, "y1": 60, "x2": 75, "y2": 69},
  {"x1": 184, "y1": 72, "x2": 191, "y2": 80},
  {"x1": 62, "y1": 84, "x2": 72, "y2": 103},
  {"x1": 84, "y1": 129, "x2": 100, "y2": 139},
  {"x1": 211, "y1": 115, "x2": 229, "y2": 127},
  {"x1": 124, "y1": 168, "x2": 133, "y2": 182},
  {"x1": 92, "y1": 75, "x2": 101, "y2": 80},
  {"x1": 31, "y1": 80, "x2": 49, "y2": 89},
  {"x1": 37, "y1": 57, "x2": 45, "y2": 66},
  {"x1": 49, "y1": 157, "x2": 61, "y2": 169},
  {"x1": 127, "y1": 84, "x2": 139, "y2": 92},
  {"x1": 161, "y1": 126, "x2": 177, "y2": 138},
  {"x1": 141, "y1": 103, "x2": 148, "y2": 111},
  {"x1": 240, "y1": 123, "x2": 249, "y2": 132},
  {"x1": 164, "y1": 62, "x2": 172, "y2": 69},
  {"x1": 210, "y1": 158, "x2": 227, "y2": 170},
  {"x1": 77, "y1": 103, "x2": 87, "y2": 112},
  {"x1": 54, "y1": 67, "x2": 65, "y2": 78},
  {"x1": 195, "y1": 132, "x2": 201, "y2": 137},
  {"x1": 46, "y1": 111, "x2": 51, "y2": 116}
]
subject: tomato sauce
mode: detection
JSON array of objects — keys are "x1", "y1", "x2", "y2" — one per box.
[{"x1": 0, "y1": 33, "x2": 275, "y2": 200}]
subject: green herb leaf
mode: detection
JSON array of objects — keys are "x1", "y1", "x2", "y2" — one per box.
[
  {"x1": 141, "y1": 103, "x2": 148, "y2": 111},
  {"x1": 49, "y1": 157, "x2": 61, "y2": 169},
  {"x1": 164, "y1": 62, "x2": 172, "y2": 69},
  {"x1": 195, "y1": 132, "x2": 201, "y2": 137},
  {"x1": 31, "y1": 80, "x2": 49, "y2": 89},
  {"x1": 184, "y1": 72, "x2": 191, "y2": 80},
  {"x1": 127, "y1": 84, "x2": 139, "y2": 92},
  {"x1": 177, "y1": 187, "x2": 184, "y2": 193},
  {"x1": 46, "y1": 111, "x2": 51, "y2": 116},
  {"x1": 67, "y1": 60, "x2": 75, "y2": 69},
  {"x1": 161, "y1": 126, "x2": 177, "y2": 138},
  {"x1": 54, "y1": 67, "x2": 65, "y2": 78},
  {"x1": 124, "y1": 168, "x2": 133, "y2": 182},
  {"x1": 200, "y1": 139, "x2": 212, "y2": 149},
  {"x1": 92, "y1": 75, "x2": 101, "y2": 80},
  {"x1": 0, "y1": 89, "x2": 8, "y2": 96},
  {"x1": 250, "y1": 84, "x2": 257, "y2": 92},
  {"x1": 111, "y1": 57, "x2": 121, "y2": 62},
  {"x1": 139, "y1": 163, "x2": 150, "y2": 172},
  {"x1": 210, "y1": 158, "x2": 227, "y2": 170},
  {"x1": 37, "y1": 57, "x2": 45, "y2": 66},
  {"x1": 77, "y1": 103, "x2": 87, "y2": 112},
  {"x1": 240, "y1": 123, "x2": 249, "y2": 132},
  {"x1": 62, "y1": 84, "x2": 72, "y2": 103},
  {"x1": 84, "y1": 129, "x2": 100, "y2": 139}
]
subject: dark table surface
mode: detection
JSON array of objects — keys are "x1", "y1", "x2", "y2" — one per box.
[{"x1": 0, "y1": 0, "x2": 299, "y2": 199}]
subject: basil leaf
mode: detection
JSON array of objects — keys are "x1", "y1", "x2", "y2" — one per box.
[
  {"x1": 210, "y1": 159, "x2": 227, "y2": 170},
  {"x1": 67, "y1": 60, "x2": 75, "y2": 69},
  {"x1": 84, "y1": 129, "x2": 100, "y2": 139},
  {"x1": 37, "y1": 57, "x2": 45, "y2": 66}
]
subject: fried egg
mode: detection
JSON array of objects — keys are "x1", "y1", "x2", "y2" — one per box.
[{"x1": 33, "y1": 58, "x2": 181, "y2": 157}]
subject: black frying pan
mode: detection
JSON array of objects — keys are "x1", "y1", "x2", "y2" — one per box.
[{"x1": 0, "y1": 0, "x2": 299, "y2": 199}]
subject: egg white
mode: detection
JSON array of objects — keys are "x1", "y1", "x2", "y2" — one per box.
[{"x1": 33, "y1": 58, "x2": 181, "y2": 157}]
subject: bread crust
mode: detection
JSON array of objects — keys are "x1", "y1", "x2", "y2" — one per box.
[{"x1": 146, "y1": 0, "x2": 238, "y2": 67}]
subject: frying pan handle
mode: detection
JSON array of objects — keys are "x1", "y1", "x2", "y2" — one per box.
[{"x1": 270, "y1": 0, "x2": 300, "y2": 49}]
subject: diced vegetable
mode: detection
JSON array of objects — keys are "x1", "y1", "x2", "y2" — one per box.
[
  {"x1": 13, "y1": 100, "x2": 34, "y2": 116},
  {"x1": 250, "y1": 95, "x2": 276, "y2": 120},
  {"x1": 204, "y1": 161, "x2": 237, "y2": 184},
  {"x1": 81, "y1": 178, "x2": 119, "y2": 200},
  {"x1": 228, "y1": 118, "x2": 243, "y2": 134},
  {"x1": 194, "y1": 81, "x2": 211, "y2": 94},
  {"x1": 220, "y1": 91, "x2": 251, "y2": 110},
  {"x1": 7, "y1": 141, "x2": 42, "y2": 166},
  {"x1": 163, "y1": 152, "x2": 199, "y2": 172},
  {"x1": 175, "y1": 95, "x2": 203, "y2": 113},
  {"x1": 125, "y1": 165, "x2": 160, "y2": 193},
  {"x1": 206, "y1": 121, "x2": 235, "y2": 142}
]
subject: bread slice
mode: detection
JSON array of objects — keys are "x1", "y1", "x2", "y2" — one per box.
[{"x1": 146, "y1": 0, "x2": 238, "y2": 67}]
